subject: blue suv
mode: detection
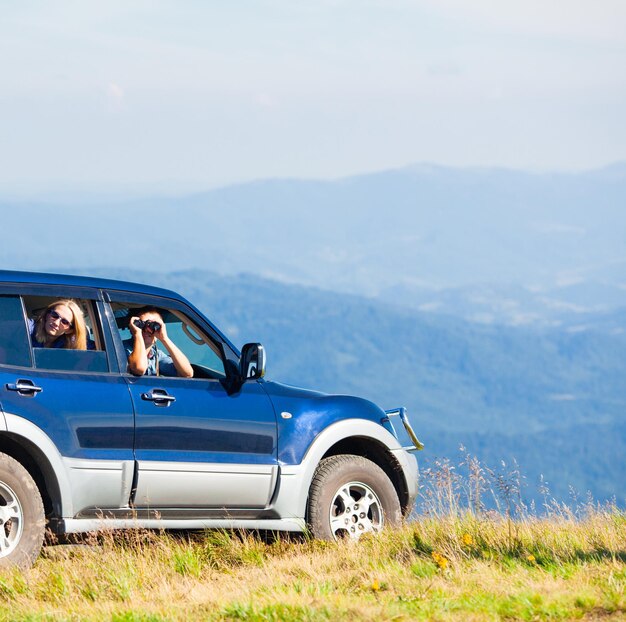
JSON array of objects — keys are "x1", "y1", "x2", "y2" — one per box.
[{"x1": 0, "y1": 271, "x2": 422, "y2": 568}]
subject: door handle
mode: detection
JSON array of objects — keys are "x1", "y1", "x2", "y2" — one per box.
[
  {"x1": 6, "y1": 379, "x2": 43, "y2": 396},
  {"x1": 141, "y1": 389, "x2": 176, "y2": 406}
]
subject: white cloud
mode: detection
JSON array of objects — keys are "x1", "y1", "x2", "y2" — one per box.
[
  {"x1": 254, "y1": 93, "x2": 276, "y2": 108},
  {"x1": 417, "y1": 302, "x2": 443, "y2": 312},
  {"x1": 106, "y1": 82, "x2": 125, "y2": 110},
  {"x1": 554, "y1": 275, "x2": 585, "y2": 288},
  {"x1": 538, "y1": 297, "x2": 595, "y2": 313},
  {"x1": 532, "y1": 222, "x2": 587, "y2": 237},
  {"x1": 421, "y1": 0, "x2": 626, "y2": 44},
  {"x1": 427, "y1": 61, "x2": 463, "y2": 78},
  {"x1": 548, "y1": 393, "x2": 577, "y2": 401}
]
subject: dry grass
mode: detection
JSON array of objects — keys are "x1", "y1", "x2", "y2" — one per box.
[
  {"x1": 2, "y1": 454, "x2": 624, "y2": 621},
  {"x1": 0, "y1": 510, "x2": 624, "y2": 621}
]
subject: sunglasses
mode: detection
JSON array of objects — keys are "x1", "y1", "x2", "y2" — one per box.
[{"x1": 48, "y1": 309, "x2": 73, "y2": 328}]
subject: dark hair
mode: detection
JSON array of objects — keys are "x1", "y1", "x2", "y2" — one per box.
[{"x1": 128, "y1": 306, "x2": 164, "y2": 327}]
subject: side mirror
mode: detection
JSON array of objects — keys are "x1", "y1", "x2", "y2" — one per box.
[{"x1": 239, "y1": 343, "x2": 266, "y2": 381}]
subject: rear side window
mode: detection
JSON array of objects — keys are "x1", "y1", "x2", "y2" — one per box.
[
  {"x1": 23, "y1": 295, "x2": 109, "y2": 373},
  {"x1": 0, "y1": 296, "x2": 31, "y2": 368}
]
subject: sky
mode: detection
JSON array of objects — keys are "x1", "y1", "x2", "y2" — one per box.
[{"x1": 1, "y1": 0, "x2": 625, "y2": 196}]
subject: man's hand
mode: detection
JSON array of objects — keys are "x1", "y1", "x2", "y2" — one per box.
[
  {"x1": 153, "y1": 321, "x2": 168, "y2": 343},
  {"x1": 129, "y1": 317, "x2": 142, "y2": 337},
  {"x1": 127, "y1": 316, "x2": 148, "y2": 376}
]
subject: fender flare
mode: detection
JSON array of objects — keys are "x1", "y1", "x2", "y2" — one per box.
[
  {"x1": 3, "y1": 412, "x2": 75, "y2": 517},
  {"x1": 275, "y1": 418, "x2": 410, "y2": 519}
]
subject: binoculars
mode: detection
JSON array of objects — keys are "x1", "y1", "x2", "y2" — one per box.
[{"x1": 133, "y1": 319, "x2": 162, "y2": 333}]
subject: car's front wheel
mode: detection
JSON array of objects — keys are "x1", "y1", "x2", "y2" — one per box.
[
  {"x1": 0, "y1": 452, "x2": 45, "y2": 569},
  {"x1": 307, "y1": 454, "x2": 401, "y2": 540}
]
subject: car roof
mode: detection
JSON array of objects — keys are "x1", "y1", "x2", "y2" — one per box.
[{"x1": 0, "y1": 270, "x2": 182, "y2": 300}]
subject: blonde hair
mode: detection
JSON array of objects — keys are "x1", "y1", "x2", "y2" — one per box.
[{"x1": 34, "y1": 299, "x2": 88, "y2": 350}]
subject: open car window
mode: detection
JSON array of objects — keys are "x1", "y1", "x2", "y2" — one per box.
[
  {"x1": 22, "y1": 295, "x2": 108, "y2": 373},
  {"x1": 112, "y1": 303, "x2": 227, "y2": 379}
]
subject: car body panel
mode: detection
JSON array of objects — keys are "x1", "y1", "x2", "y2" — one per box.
[
  {"x1": 133, "y1": 461, "x2": 279, "y2": 510},
  {"x1": 0, "y1": 369, "x2": 134, "y2": 461},
  {"x1": 62, "y1": 516, "x2": 305, "y2": 534},
  {"x1": 3, "y1": 412, "x2": 80, "y2": 517},
  {"x1": 126, "y1": 375, "x2": 278, "y2": 509},
  {"x1": 269, "y1": 418, "x2": 419, "y2": 521},
  {"x1": 261, "y1": 380, "x2": 392, "y2": 464},
  {"x1": 64, "y1": 457, "x2": 135, "y2": 516}
]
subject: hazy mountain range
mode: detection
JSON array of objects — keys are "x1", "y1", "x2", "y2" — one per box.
[
  {"x1": 2, "y1": 162, "x2": 625, "y2": 326},
  {"x1": 2, "y1": 162, "x2": 625, "y2": 506}
]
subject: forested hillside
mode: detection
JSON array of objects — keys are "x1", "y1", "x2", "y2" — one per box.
[{"x1": 79, "y1": 268, "x2": 626, "y2": 506}]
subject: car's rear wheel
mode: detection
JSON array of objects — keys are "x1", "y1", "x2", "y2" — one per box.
[
  {"x1": 0, "y1": 452, "x2": 45, "y2": 569},
  {"x1": 307, "y1": 454, "x2": 401, "y2": 540}
]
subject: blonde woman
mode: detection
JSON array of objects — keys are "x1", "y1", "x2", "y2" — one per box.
[{"x1": 29, "y1": 299, "x2": 90, "y2": 350}]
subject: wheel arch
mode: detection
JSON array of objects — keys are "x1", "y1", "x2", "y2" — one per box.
[
  {"x1": 0, "y1": 433, "x2": 62, "y2": 523},
  {"x1": 320, "y1": 436, "x2": 412, "y2": 516},
  {"x1": 1, "y1": 413, "x2": 75, "y2": 526},
  {"x1": 274, "y1": 419, "x2": 416, "y2": 522}
]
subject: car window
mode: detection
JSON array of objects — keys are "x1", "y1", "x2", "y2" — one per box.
[
  {"x1": 32, "y1": 348, "x2": 109, "y2": 373},
  {"x1": 0, "y1": 295, "x2": 32, "y2": 368},
  {"x1": 22, "y1": 295, "x2": 109, "y2": 373},
  {"x1": 112, "y1": 303, "x2": 226, "y2": 379}
]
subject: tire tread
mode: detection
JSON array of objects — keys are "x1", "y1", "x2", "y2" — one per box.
[
  {"x1": 307, "y1": 454, "x2": 401, "y2": 540},
  {"x1": 0, "y1": 452, "x2": 45, "y2": 569}
]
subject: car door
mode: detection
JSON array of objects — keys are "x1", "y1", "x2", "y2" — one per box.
[
  {"x1": 0, "y1": 288, "x2": 136, "y2": 517},
  {"x1": 104, "y1": 292, "x2": 278, "y2": 513}
]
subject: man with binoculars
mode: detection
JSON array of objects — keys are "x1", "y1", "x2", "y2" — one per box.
[{"x1": 125, "y1": 307, "x2": 193, "y2": 378}]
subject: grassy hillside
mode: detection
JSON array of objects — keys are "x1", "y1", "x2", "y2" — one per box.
[
  {"x1": 1, "y1": 512, "x2": 624, "y2": 621},
  {"x1": 2, "y1": 452, "x2": 624, "y2": 621}
]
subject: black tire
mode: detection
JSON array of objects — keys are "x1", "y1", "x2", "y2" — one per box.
[
  {"x1": 307, "y1": 454, "x2": 401, "y2": 540},
  {"x1": 0, "y1": 452, "x2": 45, "y2": 569}
]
